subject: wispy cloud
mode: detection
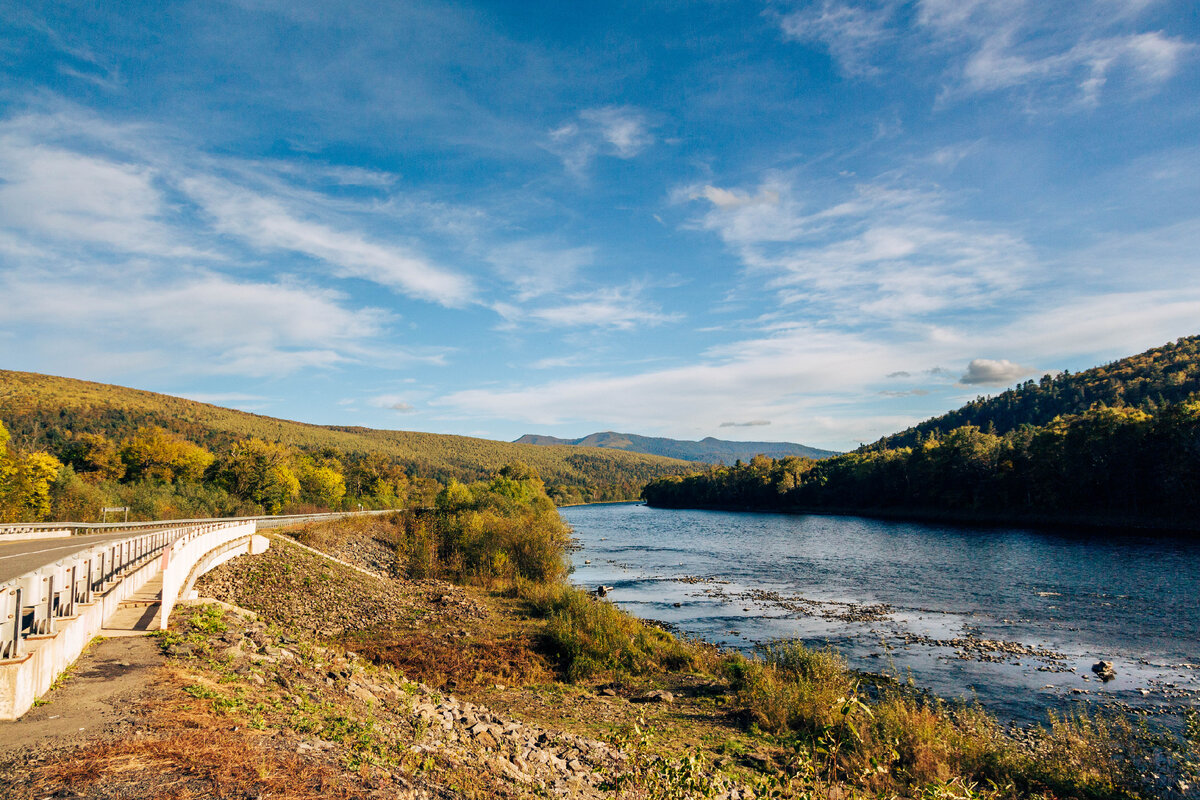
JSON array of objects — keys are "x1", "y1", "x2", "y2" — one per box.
[
  {"x1": 0, "y1": 134, "x2": 199, "y2": 257},
  {"x1": 0, "y1": 267, "x2": 399, "y2": 378},
  {"x1": 182, "y1": 176, "x2": 476, "y2": 307},
  {"x1": 523, "y1": 286, "x2": 682, "y2": 331},
  {"x1": 369, "y1": 395, "x2": 418, "y2": 413},
  {"x1": 922, "y1": 1, "x2": 1195, "y2": 105},
  {"x1": 547, "y1": 106, "x2": 654, "y2": 174},
  {"x1": 778, "y1": 1, "x2": 899, "y2": 76},
  {"x1": 776, "y1": 0, "x2": 1193, "y2": 106},
  {"x1": 485, "y1": 240, "x2": 594, "y2": 301},
  {"x1": 720, "y1": 420, "x2": 771, "y2": 427},
  {"x1": 688, "y1": 176, "x2": 1030, "y2": 320}
]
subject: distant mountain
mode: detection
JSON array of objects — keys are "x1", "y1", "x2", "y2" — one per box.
[
  {"x1": 513, "y1": 431, "x2": 838, "y2": 463},
  {"x1": 873, "y1": 335, "x2": 1200, "y2": 450}
]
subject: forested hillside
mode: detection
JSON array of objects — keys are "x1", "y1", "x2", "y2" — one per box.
[
  {"x1": 877, "y1": 335, "x2": 1200, "y2": 449},
  {"x1": 0, "y1": 370, "x2": 692, "y2": 522},
  {"x1": 515, "y1": 431, "x2": 837, "y2": 462},
  {"x1": 644, "y1": 337, "x2": 1200, "y2": 530}
]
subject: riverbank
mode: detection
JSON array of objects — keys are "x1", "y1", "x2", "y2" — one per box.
[{"x1": 5, "y1": 515, "x2": 1193, "y2": 799}]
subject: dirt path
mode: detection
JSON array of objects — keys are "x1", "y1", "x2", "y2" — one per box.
[{"x1": 0, "y1": 635, "x2": 166, "y2": 760}]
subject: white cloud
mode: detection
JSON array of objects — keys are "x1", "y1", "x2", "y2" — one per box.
[
  {"x1": 547, "y1": 106, "x2": 653, "y2": 174},
  {"x1": 0, "y1": 267, "x2": 403, "y2": 378},
  {"x1": 579, "y1": 107, "x2": 654, "y2": 157},
  {"x1": 958, "y1": 358, "x2": 1030, "y2": 386},
  {"x1": 690, "y1": 177, "x2": 1030, "y2": 320},
  {"x1": 720, "y1": 420, "x2": 771, "y2": 427},
  {"x1": 529, "y1": 355, "x2": 584, "y2": 370},
  {"x1": 485, "y1": 240, "x2": 594, "y2": 300},
  {"x1": 778, "y1": 1, "x2": 899, "y2": 76},
  {"x1": 437, "y1": 325, "x2": 907, "y2": 446},
  {"x1": 524, "y1": 286, "x2": 682, "y2": 331},
  {"x1": 0, "y1": 136, "x2": 196, "y2": 257},
  {"x1": 918, "y1": 0, "x2": 1193, "y2": 104},
  {"x1": 369, "y1": 395, "x2": 418, "y2": 413},
  {"x1": 182, "y1": 176, "x2": 475, "y2": 306},
  {"x1": 777, "y1": 0, "x2": 1194, "y2": 106}
]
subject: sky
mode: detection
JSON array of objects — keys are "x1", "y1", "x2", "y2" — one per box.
[{"x1": 0, "y1": 0, "x2": 1198, "y2": 451}]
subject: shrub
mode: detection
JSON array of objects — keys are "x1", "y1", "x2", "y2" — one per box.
[{"x1": 521, "y1": 582, "x2": 695, "y2": 681}]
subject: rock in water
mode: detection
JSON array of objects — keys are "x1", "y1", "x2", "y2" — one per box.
[{"x1": 1091, "y1": 660, "x2": 1117, "y2": 681}]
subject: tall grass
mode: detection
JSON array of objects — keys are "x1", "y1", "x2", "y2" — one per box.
[
  {"x1": 721, "y1": 639, "x2": 1147, "y2": 798},
  {"x1": 519, "y1": 581, "x2": 696, "y2": 681}
]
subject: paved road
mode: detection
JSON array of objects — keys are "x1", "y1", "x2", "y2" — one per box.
[{"x1": 0, "y1": 532, "x2": 161, "y2": 584}]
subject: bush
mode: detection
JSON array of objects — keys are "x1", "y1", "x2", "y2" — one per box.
[{"x1": 521, "y1": 582, "x2": 695, "y2": 681}]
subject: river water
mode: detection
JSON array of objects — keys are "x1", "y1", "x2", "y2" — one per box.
[{"x1": 561, "y1": 503, "x2": 1200, "y2": 726}]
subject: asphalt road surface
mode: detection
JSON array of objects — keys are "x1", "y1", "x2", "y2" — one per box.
[{"x1": 0, "y1": 531, "x2": 162, "y2": 584}]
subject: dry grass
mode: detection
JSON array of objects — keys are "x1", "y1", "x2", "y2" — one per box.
[
  {"x1": 26, "y1": 729, "x2": 364, "y2": 800},
  {"x1": 340, "y1": 627, "x2": 553, "y2": 690}
]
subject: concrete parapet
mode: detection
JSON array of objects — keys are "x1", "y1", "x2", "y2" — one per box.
[
  {"x1": 0, "y1": 521, "x2": 269, "y2": 720},
  {"x1": 158, "y1": 524, "x2": 261, "y2": 630},
  {"x1": 0, "y1": 551, "x2": 163, "y2": 720}
]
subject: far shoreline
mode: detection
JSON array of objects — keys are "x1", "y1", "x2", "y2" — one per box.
[{"x1": 637, "y1": 500, "x2": 1200, "y2": 538}]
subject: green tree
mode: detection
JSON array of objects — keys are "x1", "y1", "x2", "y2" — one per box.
[
  {"x1": 209, "y1": 438, "x2": 300, "y2": 514},
  {"x1": 294, "y1": 456, "x2": 347, "y2": 509}
]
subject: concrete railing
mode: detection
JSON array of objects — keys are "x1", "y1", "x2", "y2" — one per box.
[{"x1": 0, "y1": 519, "x2": 280, "y2": 719}]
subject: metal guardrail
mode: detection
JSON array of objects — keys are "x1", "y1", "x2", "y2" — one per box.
[
  {"x1": 0, "y1": 510, "x2": 399, "y2": 661},
  {"x1": 0, "y1": 509, "x2": 399, "y2": 538}
]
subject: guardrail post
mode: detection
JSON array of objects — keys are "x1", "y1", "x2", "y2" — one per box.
[
  {"x1": 63, "y1": 565, "x2": 76, "y2": 618},
  {"x1": 0, "y1": 585, "x2": 20, "y2": 660}
]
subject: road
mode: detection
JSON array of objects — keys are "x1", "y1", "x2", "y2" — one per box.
[{"x1": 0, "y1": 532, "x2": 159, "y2": 584}]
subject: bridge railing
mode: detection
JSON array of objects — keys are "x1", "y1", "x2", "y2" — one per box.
[
  {"x1": 0, "y1": 521, "x2": 253, "y2": 661},
  {"x1": 0, "y1": 508, "x2": 398, "y2": 539}
]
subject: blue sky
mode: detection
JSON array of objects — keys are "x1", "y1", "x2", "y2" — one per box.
[{"x1": 1, "y1": 0, "x2": 1198, "y2": 450}]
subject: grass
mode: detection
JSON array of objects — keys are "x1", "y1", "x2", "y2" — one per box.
[
  {"x1": 516, "y1": 579, "x2": 698, "y2": 681},
  {"x1": 340, "y1": 627, "x2": 552, "y2": 690}
]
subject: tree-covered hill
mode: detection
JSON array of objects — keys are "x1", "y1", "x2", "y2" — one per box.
[
  {"x1": 514, "y1": 431, "x2": 837, "y2": 463},
  {"x1": 0, "y1": 370, "x2": 693, "y2": 518},
  {"x1": 875, "y1": 335, "x2": 1200, "y2": 450},
  {"x1": 643, "y1": 336, "x2": 1200, "y2": 530}
]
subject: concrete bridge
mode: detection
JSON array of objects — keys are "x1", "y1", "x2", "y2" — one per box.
[{"x1": 0, "y1": 511, "x2": 385, "y2": 720}]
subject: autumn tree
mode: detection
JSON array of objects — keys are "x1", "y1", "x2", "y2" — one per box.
[
  {"x1": 62, "y1": 432, "x2": 125, "y2": 482},
  {"x1": 120, "y1": 427, "x2": 213, "y2": 483},
  {"x1": 209, "y1": 438, "x2": 299, "y2": 514}
]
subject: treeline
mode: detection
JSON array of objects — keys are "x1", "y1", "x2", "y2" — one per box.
[
  {"x1": 878, "y1": 335, "x2": 1200, "y2": 449},
  {"x1": 642, "y1": 401, "x2": 1200, "y2": 527},
  {"x1": 0, "y1": 420, "x2": 429, "y2": 523}
]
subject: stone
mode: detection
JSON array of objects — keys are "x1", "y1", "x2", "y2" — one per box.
[
  {"x1": 1091, "y1": 660, "x2": 1117, "y2": 681},
  {"x1": 635, "y1": 689, "x2": 675, "y2": 704}
]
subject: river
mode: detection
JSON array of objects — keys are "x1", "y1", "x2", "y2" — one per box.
[{"x1": 560, "y1": 502, "x2": 1200, "y2": 727}]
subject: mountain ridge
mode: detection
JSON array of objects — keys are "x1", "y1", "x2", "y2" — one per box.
[{"x1": 514, "y1": 430, "x2": 838, "y2": 463}]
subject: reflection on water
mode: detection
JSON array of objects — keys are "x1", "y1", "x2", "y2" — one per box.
[{"x1": 561, "y1": 503, "x2": 1200, "y2": 725}]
